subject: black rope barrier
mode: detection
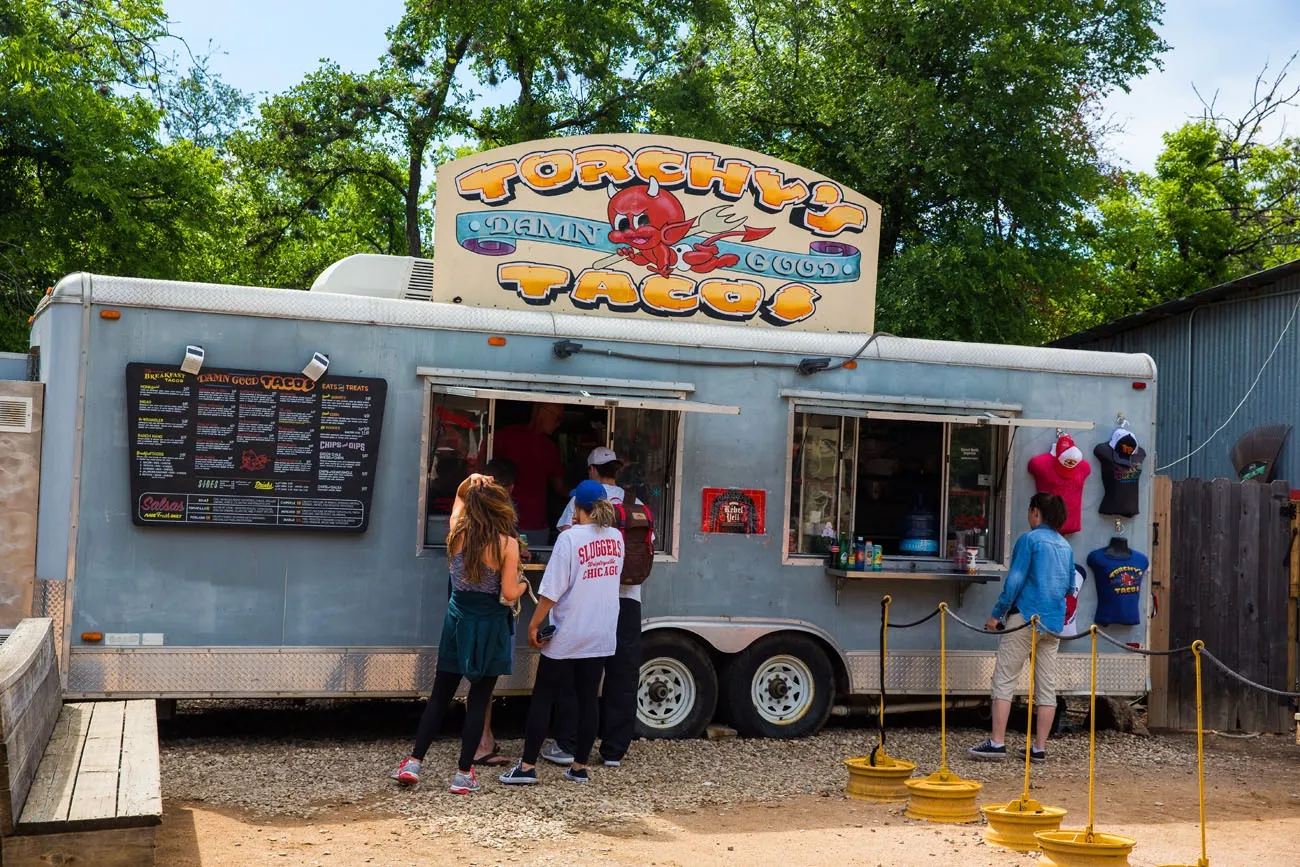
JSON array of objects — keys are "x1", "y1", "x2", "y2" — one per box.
[
  {"x1": 886, "y1": 607, "x2": 942, "y2": 630},
  {"x1": 876, "y1": 598, "x2": 1300, "y2": 703},
  {"x1": 1199, "y1": 646, "x2": 1300, "y2": 698}
]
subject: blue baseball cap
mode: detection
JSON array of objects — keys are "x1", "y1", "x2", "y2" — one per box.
[{"x1": 571, "y1": 479, "x2": 607, "y2": 510}]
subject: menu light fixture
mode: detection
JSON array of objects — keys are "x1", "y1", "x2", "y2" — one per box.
[
  {"x1": 180, "y1": 344, "x2": 205, "y2": 375},
  {"x1": 302, "y1": 352, "x2": 330, "y2": 382}
]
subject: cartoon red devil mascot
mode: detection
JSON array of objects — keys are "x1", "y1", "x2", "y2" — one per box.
[{"x1": 604, "y1": 179, "x2": 773, "y2": 279}]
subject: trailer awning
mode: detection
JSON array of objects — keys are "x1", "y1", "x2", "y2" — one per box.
[
  {"x1": 779, "y1": 389, "x2": 1093, "y2": 430},
  {"x1": 420, "y1": 367, "x2": 740, "y2": 415}
]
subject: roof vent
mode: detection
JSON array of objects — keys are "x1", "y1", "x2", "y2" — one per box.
[
  {"x1": 0, "y1": 395, "x2": 33, "y2": 433},
  {"x1": 310, "y1": 254, "x2": 433, "y2": 301},
  {"x1": 405, "y1": 258, "x2": 434, "y2": 302}
]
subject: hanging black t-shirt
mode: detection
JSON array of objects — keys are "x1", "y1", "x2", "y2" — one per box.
[{"x1": 1094, "y1": 443, "x2": 1146, "y2": 517}]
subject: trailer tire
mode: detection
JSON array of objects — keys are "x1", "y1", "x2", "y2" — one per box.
[
  {"x1": 726, "y1": 634, "x2": 834, "y2": 739},
  {"x1": 635, "y1": 633, "x2": 718, "y2": 740}
]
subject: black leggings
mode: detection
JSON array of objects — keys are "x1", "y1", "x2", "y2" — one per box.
[
  {"x1": 411, "y1": 670, "x2": 497, "y2": 772},
  {"x1": 523, "y1": 655, "x2": 606, "y2": 767}
]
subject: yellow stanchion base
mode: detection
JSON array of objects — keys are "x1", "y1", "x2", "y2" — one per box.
[
  {"x1": 982, "y1": 798, "x2": 1068, "y2": 851},
  {"x1": 1035, "y1": 830, "x2": 1137, "y2": 867},
  {"x1": 844, "y1": 754, "x2": 916, "y2": 803},
  {"x1": 903, "y1": 770, "x2": 982, "y2": 823}
]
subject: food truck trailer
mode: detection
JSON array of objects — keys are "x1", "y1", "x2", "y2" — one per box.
[{"x1": 16, "y1": 135, "x2": 1155, "y2": 739}]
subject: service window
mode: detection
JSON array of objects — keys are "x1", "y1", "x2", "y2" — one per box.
[
  {"x1": 788, "y1": 410, "x2": 1007, "y2": 564},
  {"x1": 423, "y1": 390, "x2": 679, "y2": 554}
]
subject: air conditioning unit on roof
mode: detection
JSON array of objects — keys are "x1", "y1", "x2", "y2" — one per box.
[{"x1": 310, "y1": 254, "x2": 433, "y2": 302}]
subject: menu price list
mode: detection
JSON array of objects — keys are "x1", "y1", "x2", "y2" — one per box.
[{"x1": 126, "y1": 363, "x2": 387, "y2": 533}]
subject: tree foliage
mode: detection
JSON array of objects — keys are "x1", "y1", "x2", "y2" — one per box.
[
  {"x1": 0, "y1": 0, "x2": 241, "y2": 349},
  {"x1": 1075, "y1": 60, "x2": 1300, "y2": 333},
  {"x1": 17, "y1": 0, "x2": 1300, "y2": 354}
]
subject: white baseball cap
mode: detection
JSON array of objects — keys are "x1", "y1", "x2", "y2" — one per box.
[{"x1": 588, "y1": 446, "x2": 619, "y2": 465}]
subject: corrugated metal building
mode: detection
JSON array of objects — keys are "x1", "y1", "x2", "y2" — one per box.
[{"x1": 1053, "y1": 260, "x2": 1300, "y2": 481}]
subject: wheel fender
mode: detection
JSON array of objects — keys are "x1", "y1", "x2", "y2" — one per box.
[{"x1": 640, "y1": 616, "x2": 849, "y2": 693}]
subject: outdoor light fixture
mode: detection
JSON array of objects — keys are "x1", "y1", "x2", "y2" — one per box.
[
  {"x1": 553, "y1": 339, "x2": 583, "y2": 359},
  {"x1": 302, "y1": 352, "x2": 330, "y2": 382},
  {"x1": 180, "y1": 344, "x2": 205, "y2": 375},
  {"x1": 796, "y1": 356, "x2": 832, "y2": 375}
]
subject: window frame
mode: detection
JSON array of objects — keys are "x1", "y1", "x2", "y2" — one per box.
[
  {"x1": 416, "y1": 368, "x2": 736, "y2": 560},
  {"x1": 780, "y1": 392, "x2": 1094, "y2": 567}
]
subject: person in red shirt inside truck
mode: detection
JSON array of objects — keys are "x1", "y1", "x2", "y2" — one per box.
[{"x1": 491, "y1": 403, "x2": 567, "y2": 548}]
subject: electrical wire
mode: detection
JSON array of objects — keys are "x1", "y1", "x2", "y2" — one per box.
[
  {"x1": 1156, "y1": 292, "x2": 1300, "y2": 472},
  {"x1": 556, "y1": 332, "x2": 891, "y2": 374}
]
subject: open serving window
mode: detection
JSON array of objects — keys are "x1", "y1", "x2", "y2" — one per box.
[
  {"x1": 418, "y1": 368, "x2": 739, "y2": 557},
  {"x1": 782, "y1": 389, "x2": 1092, "y2": 572}
]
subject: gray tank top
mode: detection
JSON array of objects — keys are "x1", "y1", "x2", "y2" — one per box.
[{"x1": 449, "y1": 551, "x2": 502, "y2": 595}]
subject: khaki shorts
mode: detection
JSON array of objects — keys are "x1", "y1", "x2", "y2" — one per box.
[{"x1": 990, "y1": 613, "x2": 1060, "y2": 706}]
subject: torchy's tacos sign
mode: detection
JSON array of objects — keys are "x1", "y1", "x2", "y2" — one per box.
[{"x1": 433, "y1": 135, "x2": 881, "y2": 333}]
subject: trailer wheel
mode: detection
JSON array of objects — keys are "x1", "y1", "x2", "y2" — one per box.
[
  {"x1": 726, "y1": 634, "x2": 834, "y2": 739},
  {"x1": 635, "y1": 633, "x2": 718, "y2": 740}
]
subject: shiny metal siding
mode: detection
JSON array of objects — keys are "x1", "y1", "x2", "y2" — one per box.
[{"x1": 1071, "y1": 275, "x2": 1300, "y2": 482}]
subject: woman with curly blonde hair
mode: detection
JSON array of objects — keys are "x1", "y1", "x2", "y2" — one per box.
[{"x1": 392, "y1": 474, "x2": 527, "y2": 793}]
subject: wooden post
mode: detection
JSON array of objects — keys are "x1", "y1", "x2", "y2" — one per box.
[
  {"x1": 1289, "y1": 489, "x2": 1299, "y2": 706},
  {"x1": 1148, "y1": 475, "x2": 1173, "y2": 729}
]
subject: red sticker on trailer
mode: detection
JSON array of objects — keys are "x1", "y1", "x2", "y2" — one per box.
[{"x1": 701, "y1": 488, "x2": 766, "y2": 535}]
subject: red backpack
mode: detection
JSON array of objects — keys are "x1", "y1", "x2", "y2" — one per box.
[{"x1": 614, "y1": 501, "x2": 655, "y2": 586}]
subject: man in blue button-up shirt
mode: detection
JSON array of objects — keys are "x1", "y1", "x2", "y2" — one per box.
[{"x1": 969, "y1": 493, "x2": 1073, "y2": 763}]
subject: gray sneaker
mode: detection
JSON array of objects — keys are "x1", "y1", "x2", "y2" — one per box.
[
  {"x1": 540, "y1": 740, "x2": 574, "y2": 766},
  {"x1": 391, "y1": 757, "x2": 421, "y2": 785},
  {"x1": 449, "y1": 769, "x2": 479, "y2": 794}
]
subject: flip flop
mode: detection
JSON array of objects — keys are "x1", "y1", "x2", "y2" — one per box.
[{"x1": 472, "y1": 751, "x2": 509, "y2": 767}]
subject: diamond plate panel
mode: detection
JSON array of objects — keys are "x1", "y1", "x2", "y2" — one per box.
[
  {"x1": 847, "y1": 651, "x2": 1146, "y2": 696},
  {"x1": 61, "y1": 274, "x2": 1152, "y2": 378},
  {"x1": 35, "y1": 580, "x2": 65, "y2": 669},
  {"x1": 65, "y1": 646, "x2": 542, "y2": 698}
]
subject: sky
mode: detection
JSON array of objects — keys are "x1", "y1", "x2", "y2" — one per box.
[{"x1": 163, "y1": 0, "x2": 1300, "y2": 174}]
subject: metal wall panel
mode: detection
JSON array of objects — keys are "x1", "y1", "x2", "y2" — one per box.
[{"x1": 1070, "y1": 275, "x2": 1300, "y2": 483}]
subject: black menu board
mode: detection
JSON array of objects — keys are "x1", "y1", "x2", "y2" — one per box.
[{"x1": 126, "y1": 363, "x2": 387, "y2": 532}]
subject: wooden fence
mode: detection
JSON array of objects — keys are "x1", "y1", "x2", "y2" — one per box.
[{"x1": 1148, "y1": 477, "x2": 1296, "y2": 733}]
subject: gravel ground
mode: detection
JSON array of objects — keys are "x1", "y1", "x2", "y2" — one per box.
[{"x1": 159, "y1": 699, "x2": 1233, "y2": 852}]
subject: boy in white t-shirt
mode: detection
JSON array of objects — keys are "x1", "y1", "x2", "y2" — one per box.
[
  {"x1": 538, "y1": 447, "x2": 648, "y2": 768},
  {"x1": 501, "y1": 481, "x2": 622, "y2": 785}
]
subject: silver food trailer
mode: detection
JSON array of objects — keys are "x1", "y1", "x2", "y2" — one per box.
[{"x1": 20, "y1": 135, "x2": 1155, "y2": 739}]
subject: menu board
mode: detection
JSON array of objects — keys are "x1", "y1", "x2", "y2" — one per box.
[{"x1": 126, "y1": 363, "x2": 387, "y2": 532}]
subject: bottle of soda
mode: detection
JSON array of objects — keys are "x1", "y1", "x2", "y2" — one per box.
[
  {"x1": 839, "y1": 533, "x2": 851, "y2": 570},
  {"x1": 828, "y1": 534, "x2": 841, "y2": 570}
]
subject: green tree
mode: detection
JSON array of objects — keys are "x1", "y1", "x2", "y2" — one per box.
[
  {"x1": 1077, "y1": 62, "x2": 1300, "y2": 332},
  {"x1": 229, "y1": 0, "x2": 725, "y2": 276},
  {"x1": 658, "y1": 0, "x2": 1167, "y2": 344},
  {"x1": 160, "y1": 45, "x2": 254, "y2": 151},
  {"x1": 0, "y1": 0, "x2": 227, "y2": 351}
]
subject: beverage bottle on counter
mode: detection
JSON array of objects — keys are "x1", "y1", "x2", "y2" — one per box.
[
  {"x1": 854, "y1": 537, "x2": 867, "y2": 571},
  {"x1": 839, "y1": 533, "x2": 851, "y2": 570},
  {"x1": 872, "y1": 544, "x2": 884, "y2": 571},
  {"x1": 828, "y1": 534, "x2": 840, "y2": 569}
]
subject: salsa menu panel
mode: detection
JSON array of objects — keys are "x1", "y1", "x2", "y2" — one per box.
[{"x1": 126, "y1": 363, "x2": 387, "y2": 532}]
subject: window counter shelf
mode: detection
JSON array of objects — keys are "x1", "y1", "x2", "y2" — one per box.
[{"x1": 825, "y1": 567, "x2": 1001, "y2": 607}]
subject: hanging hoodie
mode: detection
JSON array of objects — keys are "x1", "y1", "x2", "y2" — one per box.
[
  {"x1": 1094, "y1": 428, "x2": 1146, "y2": 517},
  {"x1": 1027, "y1": 434, "x2": 1091, "y2": 535}
]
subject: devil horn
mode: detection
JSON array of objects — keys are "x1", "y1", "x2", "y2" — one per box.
[
  {"x1": 607, "y1": 184, "x2": 618, "y2": 199},
  {"x1": 647, "y1": 177, "x2": 660, "y2": 197}
]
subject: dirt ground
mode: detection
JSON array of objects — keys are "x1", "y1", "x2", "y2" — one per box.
[{"x1": 156, "y1": 703, "x2": 1300, "y2": 867}]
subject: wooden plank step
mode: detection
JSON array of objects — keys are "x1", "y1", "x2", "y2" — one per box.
[
  {"x1": 17, "y1": 703, "x2": 93, "y2": 827},
  {"x1": 117, "y1": 701, "x2": 161, "y2": 820},
  {"x1": 3, "y1": 824, "x2": 156, "y2": 867}
]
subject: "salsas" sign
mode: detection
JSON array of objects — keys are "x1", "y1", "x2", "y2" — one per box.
[{"x1": 432, "y1": 135, "x2": 881, "y2": 333}]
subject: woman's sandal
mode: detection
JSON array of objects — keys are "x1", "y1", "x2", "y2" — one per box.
[{"x1": 472, "y1": 748, "x2": 510, "y2": 767}]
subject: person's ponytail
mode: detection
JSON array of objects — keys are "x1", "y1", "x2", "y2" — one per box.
[{"x1": 586, "y1": 499, "x2": 616, "y2": 528}]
